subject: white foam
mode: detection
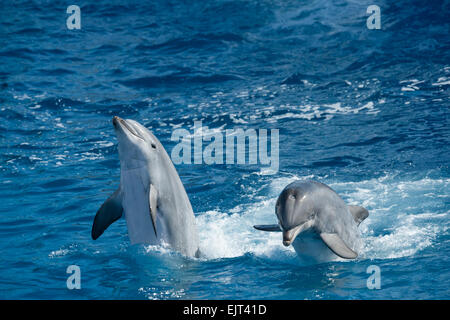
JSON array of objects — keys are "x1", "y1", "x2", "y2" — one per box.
[
  {"x1": 432, "y1": 77, "x2": 450, "y2": 86},
  {"x1": 138, "y1": 286, "x2": 186, "y2": 299},
  {"x1": 13, "y1": 94, "x2": 31, "y2": 101},
  {"x1": 49, "y1": 249, "x2": 69, "y2": 258}
]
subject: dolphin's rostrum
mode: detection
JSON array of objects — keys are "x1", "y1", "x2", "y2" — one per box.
[
  {"x1": 254, "y1": 180, "x2": 368, "y2": 262},
  {"x1": 92, "y1": 116, "x2": 200, "y2": 258}
]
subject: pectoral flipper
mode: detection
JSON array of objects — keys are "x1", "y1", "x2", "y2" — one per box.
[{"x1": 92, "y1": 189, "x2": 123, "y2": 240}]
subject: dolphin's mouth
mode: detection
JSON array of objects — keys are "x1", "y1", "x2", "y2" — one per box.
[
  {"x1": 113, "y1": 116, "x2": 144, "y2": 141},
  {"x1": 282, "y1": 220, "x2": 313, "y2": 246}
]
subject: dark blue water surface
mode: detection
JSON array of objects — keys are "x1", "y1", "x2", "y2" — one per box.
[{"x1": 0, "y1": 0, "x2": 449, "y2": 299}]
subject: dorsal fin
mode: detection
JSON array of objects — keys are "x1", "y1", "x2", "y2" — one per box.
[{"x1": 348, "y1": 205, "x2": 369, "y2": 226}]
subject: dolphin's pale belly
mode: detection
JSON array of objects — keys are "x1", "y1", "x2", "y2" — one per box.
[
  {"x1": 291, "y1": 230, "x2": 342, "y2": 265},
  {"x1": 120, "y1": 167, "x2": 199, "y2": 257},
  {"x1": 121, "y1": 169, "x2": 168, "y2": 245}
]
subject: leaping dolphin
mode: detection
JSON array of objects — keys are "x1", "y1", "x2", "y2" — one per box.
[
  {"x1": 254, "y1": 180, "x2": 368, "y2": 263},
  {"x1": 91, "y1": 116, "x2": 200, "y2": 258}
]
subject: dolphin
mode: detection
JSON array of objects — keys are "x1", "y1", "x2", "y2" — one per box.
[
  {"x1": 91, "y1": 116, "x2": 200, "y2": 258},
  {"x1": 254, "y1": 180, "x2": 368, "y2": 263}
]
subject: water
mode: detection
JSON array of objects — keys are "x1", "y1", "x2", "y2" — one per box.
[{"x1": 0, "y1": 0, "x2": 449, "y2": 299}]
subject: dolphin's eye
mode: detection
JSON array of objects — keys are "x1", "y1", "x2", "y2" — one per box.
[
  {"x1": 151, "y1": 143, "x2": 157, "y2": 149},
  {"x1": 289, "y1": 194, "x2": 296, "y2": 200}
]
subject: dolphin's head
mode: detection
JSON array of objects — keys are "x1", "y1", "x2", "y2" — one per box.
[
  {"x1": 276, "y1": 184, "x2": 315, "y2": 246},
  {"x1": 112, "y1": 116, "x2": 162, "y2": 167}
]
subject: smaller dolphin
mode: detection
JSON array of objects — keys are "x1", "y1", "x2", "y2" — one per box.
[
  {"x1": 254, "y1": 180, "x2": 368, "y2": 263},
  {"x1": 91, "y1": 116, "x2": 200, "y2": 258}
]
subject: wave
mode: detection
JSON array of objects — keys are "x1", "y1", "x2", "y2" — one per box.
[{"x1": 119, "y1": 73, "x2": 243, "y2": 89}]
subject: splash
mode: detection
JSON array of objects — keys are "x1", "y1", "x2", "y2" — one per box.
[{"x1": 196, "y1": 174, "x2": 448, "y2": 262}]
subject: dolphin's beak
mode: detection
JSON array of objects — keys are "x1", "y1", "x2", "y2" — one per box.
[
  {"x1": 112, "y1": 116, "x2": 144, "y2": 140},
  {"x1": 282, "y1": 221, "x2": 312, "y2": 246},
  {"x1": 112, "y1": 116, "x2": 122, "y2": 127}
]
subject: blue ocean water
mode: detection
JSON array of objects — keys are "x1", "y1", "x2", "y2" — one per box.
[{"x1": 0, "y1": 0, "x2": 449, "y2": 299}]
